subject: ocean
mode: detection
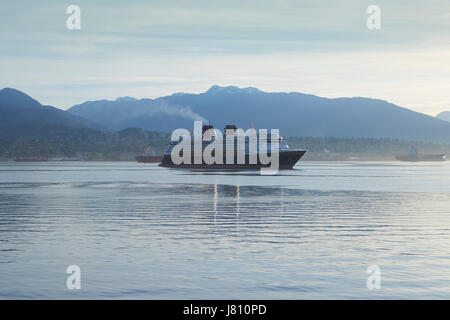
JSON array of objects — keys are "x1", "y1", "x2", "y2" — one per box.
[{"x1": 0, "y1": 161, "x2": 449, "y2": 299}]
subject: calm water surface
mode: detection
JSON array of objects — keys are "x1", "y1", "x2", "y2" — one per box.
[{"x1": 0, "y1": 161, "x2": 449, "y2": 299}]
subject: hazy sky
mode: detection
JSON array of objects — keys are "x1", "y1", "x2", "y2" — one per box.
[{"x1": 0, "y1": 0, "x2": 449, "y2": 115}]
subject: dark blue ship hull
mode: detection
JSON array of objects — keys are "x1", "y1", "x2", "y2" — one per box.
[{"x1": 159, "y1": 149, "x2": 306, "y2": 169}]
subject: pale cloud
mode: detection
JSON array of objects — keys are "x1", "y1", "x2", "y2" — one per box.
[{"x1": 0, "y1": 0, "x2": 449, "y2": 115}]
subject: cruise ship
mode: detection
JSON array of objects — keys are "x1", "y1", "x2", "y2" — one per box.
[{"x1": 160, "y1": 124, "x2": 306, "y2": 169}]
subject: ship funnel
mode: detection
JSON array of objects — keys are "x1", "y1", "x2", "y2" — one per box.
[
  {"x1": 224, "y1": 125, "x2": 237, "y2": 134},
  {"x1": 202, "y1": 124, "x2": 214, "y2": 134}
]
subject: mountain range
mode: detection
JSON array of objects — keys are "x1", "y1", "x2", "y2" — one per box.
[
  {"x1": 0, "y1": 88, "x2": 100, "y2": 138},
  {"x1": 437, "y1": 111, "x2": 450, "y2": 123},
  {"x1": 68, "y1": 85, "x2": 450, "y2": 141},
  {"x1": 2, "y1": 86, "x2": 450, "y2": 142}
]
